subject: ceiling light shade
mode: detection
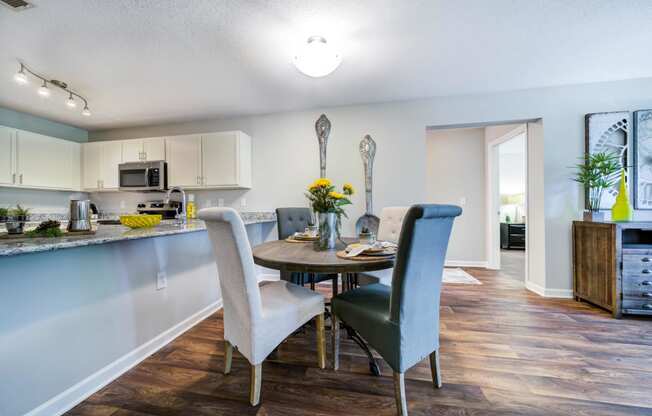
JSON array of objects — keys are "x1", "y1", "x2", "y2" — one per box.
[
  {"x1": 66, "y1": 93, "x2": 77, "y2": 108},
  {"x1": 82, "y1": 105, "x2": 91, "y2": 116},
  {"x1": 37, "y1": 80, "x2": 50, "y2": 97},
  {"x1": 293, "y1": 36, "x2": 342, "y2": 78},
  {"x1": 14, "y1": 67, "x2": 28, "y2": 85}
]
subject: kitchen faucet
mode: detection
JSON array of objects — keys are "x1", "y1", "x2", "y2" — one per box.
[{"x1": 165, "y1": 186, "x2": 187, "y2": 224}]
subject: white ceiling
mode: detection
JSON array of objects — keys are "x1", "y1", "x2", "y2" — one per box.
[{"x1": 1, "y1": 0, "x2": 652, "y2": 130}]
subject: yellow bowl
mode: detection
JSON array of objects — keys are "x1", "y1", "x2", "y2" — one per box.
[{"x1": 119, "y1": 214, "x2": 162, "y2": 229}]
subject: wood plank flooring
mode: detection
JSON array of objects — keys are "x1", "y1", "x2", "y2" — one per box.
[{"x1": 67, "y1": 269, "x2": 652, "y2": 416}]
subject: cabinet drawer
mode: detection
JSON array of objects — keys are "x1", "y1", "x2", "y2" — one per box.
[{"x1": 622, "y1": 297, "x2": 652, "y2": 311}]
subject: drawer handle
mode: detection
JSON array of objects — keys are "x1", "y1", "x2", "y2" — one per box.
[
  {"x1": 642, "y1": 269, "x2": 651, "y2": 274},
  {"x1": 642, "y1": 281, "x2": 652, "y2": 286},
  {"x1": 643, "y1": 257, "x2": 651, "y2": 263},
  {"x1": 643, "y1": 293, "x2": 652, "y2": 298}
]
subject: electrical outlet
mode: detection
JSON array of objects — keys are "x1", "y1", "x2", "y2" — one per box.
[
  {"x1": 218, "y1": 198, "x2": 224, "y2": 207},
  {"x1": 459, "y1": 197, "x2": 467, "y2": 206},
  {"x1": 120, "y1": 200, "x2": 126, "y2": 209},
  {"x1": 240, "y1": 198, "x2": 247, "y2": 209},
  {"x1": 156, "y1": 271, "x2": 167, "y2": 290}
]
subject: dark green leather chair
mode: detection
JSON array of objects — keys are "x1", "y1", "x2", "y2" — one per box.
[
  {"x1": 331, "y1": 204, "x2": 462, "y2": 416},
  {"x1": 276, "y1": 207, "x2": 336, "y2": 289}
]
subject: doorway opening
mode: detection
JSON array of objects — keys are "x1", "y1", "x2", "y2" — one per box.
[{"x1": 486, "y1": 125, "x2": 527, "y2": 281}]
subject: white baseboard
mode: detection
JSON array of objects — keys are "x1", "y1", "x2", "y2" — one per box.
[
  {"x1": 525, "y1": 281, "x2": 573, "y2": 298},
  {"x1": 445, "y1": 260, "x2": 488, "y2": 268},
  {"x1": 25, "y1": 300, "x2": 223, "y2": 416}
]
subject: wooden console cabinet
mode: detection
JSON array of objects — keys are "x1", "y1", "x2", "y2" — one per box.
[{"x1": 573, "y1": 221, "x2": 652, "y2": 318}]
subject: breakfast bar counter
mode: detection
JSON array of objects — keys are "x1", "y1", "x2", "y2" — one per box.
[{"x1": 0, "y1": 212, "x2": 276, "y2": 257}]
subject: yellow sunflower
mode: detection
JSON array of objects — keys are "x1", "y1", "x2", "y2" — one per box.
[
  {"x1": 343, "y1": 183, "x2": 354, "y2": 195},
  {"x1": 329, "y1": 191, "x2": 345, "y2": 199}
]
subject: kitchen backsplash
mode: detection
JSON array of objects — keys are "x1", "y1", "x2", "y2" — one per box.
[{"x1": 0, "y1": 188, "x2": 88, "y2": 214}]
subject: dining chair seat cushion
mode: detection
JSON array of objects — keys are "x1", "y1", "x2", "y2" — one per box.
[
  {"x1": 331, "y1": 283, "x2": 400, "y2": 369},
  {"x1": 254, "y1": 279, "x2": 324, "y2": 361}
]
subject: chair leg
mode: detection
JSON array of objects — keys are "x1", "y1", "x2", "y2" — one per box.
[
  {"x1": 224, "y1": 340, "x2": 233, "y2": 375},
  {"x1": 429, "y1": 350, "x2": 442, "y2": 388},
  {"x1": 316, "y1": 313, "x2": 326, "y2": 369},
  {"x1": 250, "y1": 363, "x2": 262, "y2": 406},
  {"x1": 310, "y1": 273, "x2": 316, "y2": 291},
  {"x1": 331, "y1": 314, "x2": 340, "y2": 370},
  {"x1": 393, "y1": 372, "x2": 408, "y2": 416},
  {"x1": 332, "y1": 276, "x2": 339, "y2": 298}
]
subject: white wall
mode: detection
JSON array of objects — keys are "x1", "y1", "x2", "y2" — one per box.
[
  {"x1": 426, "y1": 127, "x2": 486, "y2": 265},
  {"x1": 90, "y1": 76, "x2": 652, "y2": 295}
]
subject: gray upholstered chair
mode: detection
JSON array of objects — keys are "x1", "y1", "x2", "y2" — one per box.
[
  {"x1": 331, "y1": 204, "x2": 462, "y2": 416},
  {"x1": 200, "y1": 207, "x2": 326, "y2": 406},
  {"x1": 276, "y1": 207, "x2": 336, "y2": 289}
]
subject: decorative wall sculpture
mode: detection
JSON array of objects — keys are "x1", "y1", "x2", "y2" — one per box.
[
  {"x1": 633, "y1": 109, "x2": 652, "y2": 209},
  {"x1": 315, "y1": 114, "x2": 331, "y2": 178},
  {"x1": 585, "y1": 111, "x2": 629, "y2": 210}
]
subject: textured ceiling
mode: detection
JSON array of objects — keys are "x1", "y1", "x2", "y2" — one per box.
[{"x1": 1, "y1": 0, "x2": 651, "y2": 130}]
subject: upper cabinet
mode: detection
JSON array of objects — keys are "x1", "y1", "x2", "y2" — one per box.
[
  {"x1": 166, "y1": 134, "x2": 202, "y2": 187},
  {"x1": 122, "y1": 137, "x2": 166, "y2": 162},
  {"x1": 166, "y1": 131, "x2": 251, "y2": 189},
  {"x1": 82, "y1": 141, "x2": 123, "y2": 191},
  {"x1": 0, "y1": 126, "x2": 81, "y2": 191},
  {"x1": 0, "y1": 126, "x2": 15, "y2": 186},
  {"x1": 201, "y1": 131, "x2": 252, "y2": 189}
]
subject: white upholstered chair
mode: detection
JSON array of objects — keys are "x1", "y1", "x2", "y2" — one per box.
[
  {"x1": 199, "y1": 207, "x2": 326, "y2": 406},
  {"x1": 360, "y1": 206, "x2": 410, "y2": 285}
]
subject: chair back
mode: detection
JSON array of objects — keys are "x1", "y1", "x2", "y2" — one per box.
[
  {"x1": 377, "y1": 206, "x2": 410, "y2": 243},
  {"x1": 276, "y1": 207, "x2": 313, "y2": 240},
  {"x1": 199, "y1": 207, "x2": 262, "y2": 337},
  {"x1": 389, "y1": 204, "x2": 462, "y2": 364}
]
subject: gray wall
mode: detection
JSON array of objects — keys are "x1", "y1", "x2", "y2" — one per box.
[
  {"x1": 426, "y1": 127, "x2": 486, "y2": 264},
  {"x1": 0, "y1": 106, "x2": 88, "y2": 142},
  {"x1": 91, "y1": 76, "x2": 652, "y2": 294}
]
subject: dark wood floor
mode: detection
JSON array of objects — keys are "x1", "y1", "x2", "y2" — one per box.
[{"x1": 67, "y1": 269, "x2": 652, "y2": 416}]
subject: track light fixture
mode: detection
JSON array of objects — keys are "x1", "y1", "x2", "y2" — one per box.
[{"x1": 13, "y1": 62, "x2": 92, "y2": 116}]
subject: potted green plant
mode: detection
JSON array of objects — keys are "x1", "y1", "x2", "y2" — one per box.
[
  {"x1": 6, "y1": 204, "x2": 30, "y2": 234},
  {"x1": 571, "y1": 152, "x2": 621, "y2": 221}
]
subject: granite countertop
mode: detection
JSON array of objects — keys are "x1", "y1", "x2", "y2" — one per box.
[{"x1": 0, "y1": 212, "x2": 276, "y2": 257}]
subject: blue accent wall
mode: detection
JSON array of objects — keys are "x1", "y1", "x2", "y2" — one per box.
[{"x1": 0, "y1": 107, "x2": 88, "y2": 142}]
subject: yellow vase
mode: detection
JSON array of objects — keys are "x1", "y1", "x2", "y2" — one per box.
[{"x1": 611, "y1": 169, "x2": 633, "y2": 222}]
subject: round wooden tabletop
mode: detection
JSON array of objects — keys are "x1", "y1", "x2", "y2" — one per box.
[{"x1": 252, "y1": 238, "x2": 395, "y2": 273}]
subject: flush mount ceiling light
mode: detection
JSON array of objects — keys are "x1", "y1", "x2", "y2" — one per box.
[
  {"x1": 293, "y1": 36, "x2": 342, "y2": 78},
  {"x1": 13, "y1": 62, "x2": 92, "y2": 116}
]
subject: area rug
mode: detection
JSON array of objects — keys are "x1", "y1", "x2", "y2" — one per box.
[{"x1": 443, "y1": 268, "x2": 482, "y2": 285}]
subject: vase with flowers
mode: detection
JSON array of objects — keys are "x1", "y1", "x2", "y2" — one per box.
[{"x1": 306, "y1": 178, "x2": 354, "y2": 249}]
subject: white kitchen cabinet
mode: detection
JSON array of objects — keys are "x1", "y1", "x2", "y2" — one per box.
[
  {"x1": 122, "y1": 137, "x2": 166, "y2": 162},
  {"x1": 81, "y1": 141, "x2": 123, "y2": 191},
  {"x1": 15, "y1": 129, "x2": 81, "y2": 190},
  {"x1": 0, "y1": 126, "x2": 15, "y2": 185},
  {"x1": 201, "y1": 131, "x2": 252, "y2": 188},
  {"x1": 166, "y1": 134, "x2": 202, "y2": 187}
]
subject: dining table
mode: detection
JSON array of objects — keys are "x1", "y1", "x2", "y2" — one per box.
[{"x1": 252, "y1": 237, "x2": 395, "y2": 375}]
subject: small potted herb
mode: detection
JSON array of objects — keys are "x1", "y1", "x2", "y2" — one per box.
[
  {"x1": 0, "y1": 207, "x2": 8, "y2": 223},
  {"x1": 26, "y1": 220, "x2": 63, "y2": 238},
  {"x1": 6, "y1": 204, "x2": 30, "y2": 234}
]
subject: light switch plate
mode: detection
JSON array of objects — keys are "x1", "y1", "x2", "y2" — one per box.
[
  {"x1": 240, "y1": 198, "x2": 247, "y2": 209},
  {"x1": 156, "y1": 271, "x2": 167, "y2": 290},
  {"x1": 218, "y1": 198, "x2": 224, "y2": 207}
]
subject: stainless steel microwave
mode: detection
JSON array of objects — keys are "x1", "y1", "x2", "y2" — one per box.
[{"x1": 118, "y1": 160, "x2": 168, "y2": 192}]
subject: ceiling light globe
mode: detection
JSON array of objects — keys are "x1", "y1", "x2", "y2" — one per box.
[
  {"x1": 293, "y1": 36, "x2": 342, "y2": 78},
  {"x1": 37, "y1": 82, "x2": 50, "y2": 97},
  {"x1": 82, "y1": 106, "x2": 91, "y2": 116},
  {"x1": 14, "y1": 71, "x2": 28, "y2": 85}
]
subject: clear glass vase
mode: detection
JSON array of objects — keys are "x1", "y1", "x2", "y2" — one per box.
[{"x1": 317, "y1": 212, "x2": 339, "y2": 250}]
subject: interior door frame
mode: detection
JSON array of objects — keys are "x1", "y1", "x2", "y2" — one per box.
[{"x1": 485, "y1": 124, "x2": 528, "y2": 272}]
